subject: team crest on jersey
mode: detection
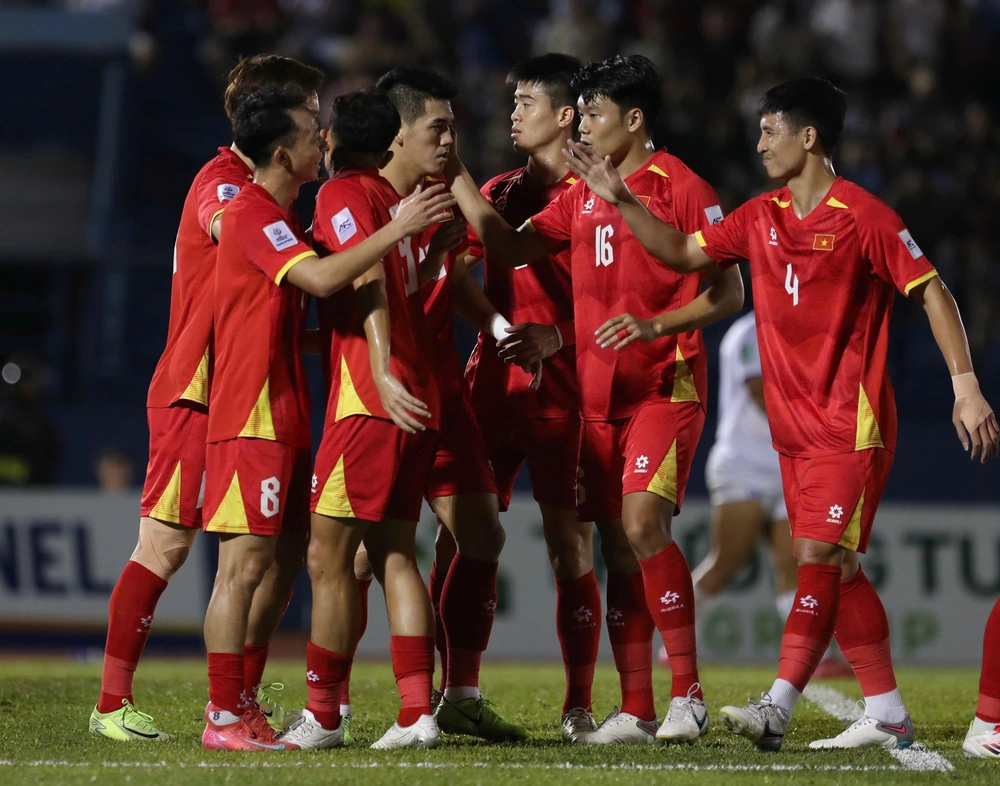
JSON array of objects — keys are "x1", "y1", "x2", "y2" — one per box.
[
  {"x1": 263, "y1": 220, "x2": 298, "y2": 251},
  {"x1": 813, "y1": 233, "x2": 835, "y2": 251},
  {"x1": 332, "y1": 207, "x2": 357, "y2": 244},
  {"x1": 898, "y1": 229, "x2": 923, "y2": 259},
  {"x1": 582, "y1": 196, "x2": 596, "y2": 214},
  {"x1": 217, "y1": 183, "x2": 240, "y2": 202}
]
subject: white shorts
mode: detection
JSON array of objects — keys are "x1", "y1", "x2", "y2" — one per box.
[{"x1": 705, "y1": 445, "x2": 787, "y2": 522}]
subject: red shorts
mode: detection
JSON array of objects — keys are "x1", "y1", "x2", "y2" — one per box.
[
  {"x1": 311, "y1": 415, "x2": 438, "y2": 523},
  {"x1": 478, "y1": 416, "x2": 580, "y2": 512},
  {"x1": 425, "y1": 394, "x2": 498, "y2": 503},
  {"x1": 576, "y1": 400, "x2": 705, "y2": 522},
  {"x1": 203, "y1": 438, "x2": 311, "y2": 537},
  {"x1": 140, "y1": 403, "x2": 208, "y2": 528},
  {"x1": 778, "y1": 448, "x2": 893, "y2": 554}
]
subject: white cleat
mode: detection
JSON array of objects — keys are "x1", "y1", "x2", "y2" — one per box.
[
  {"x1": 963, "y1": 721, "x2": 1000, "y2": 758},
  {"x1": 560, "y1": 707, "x2": 598, "y2": 742},
  {"x1": 370, "y1": 714, "x2": 441, "y2": 750},
  {"x1": 719, "y1": 694, "x2": 787, "y2": 752},
  {"x1": 656, "y1": 684, "x2": 709, "y2": 744},
  {"x1": 809, "y1": 714, "x2": 915, "y2": 750},
  {"x1": 574, "y1": 709, "x2": 658, "y2": 745},
  {"x1": 276, "y1": 708, "x2": 345, "y2": 750}
]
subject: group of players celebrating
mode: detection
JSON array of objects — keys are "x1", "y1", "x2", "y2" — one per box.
[{"x1": 87, "y1": 50, "x2": 1000, "y2": 758}]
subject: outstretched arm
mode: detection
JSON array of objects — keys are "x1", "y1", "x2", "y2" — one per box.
[
  {"x1": 563, "y1": 140, "x2": 713, "y2": 274},
  {"x1": 910, "y1": 276, "x2": 998, "y2": 462},
  {"x1": 594, "y1": 262, "x2": 744, "y2": 350}
]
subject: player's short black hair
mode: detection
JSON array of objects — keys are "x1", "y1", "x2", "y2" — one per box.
[
  {"x1": 375, "y1": 67, "x2": 457, "y2": 126},
  {"x1": 757, "y1": 77, "x2": 848, "y2": 154},
  {"x1": 572, "y1": 54, "x2": 662, "y2": 126},
  {"x1": 506, "y1": 53, "x2": 583, "y2": 111},
  {"x1": 329, "y1": 90, "x2": 401, "y2": 155},
  {"x1": 231, "y1": 85, "x2": 306, "y2": 167},
  {"x1": 224, "y1": 54, "x2": 324, "y2": 119}
]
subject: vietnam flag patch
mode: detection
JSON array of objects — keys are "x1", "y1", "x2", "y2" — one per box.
[
  {"x1": 636, "y1": 195, "x2": 652, "y2": 207},
  {"x1": 813, "y1": 233, "x2": 835, "y2": 251}
]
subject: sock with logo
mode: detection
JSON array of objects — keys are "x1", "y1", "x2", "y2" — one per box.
[
  {"x1": 429, "y1": 556, "x2": 451, "y2": 689},
  {"x1": 391, "y1": 635, "x2": 435, "y2": 726},
  {"x1": 305, "y1": 641, "x2": 351, "y2": 731},
  {"x1": 639, "y1": 542, "x2": 701, "y2": 700},
  {"x1": 339, "y1": 577, "x2": 371, "y2": 713},
  {"x1": 207, "y1": 651, "x2": 246, "y2": 718},
  {"x1": 834, "y1": 567, "x2": 906, "y2": 723},
  {"x1": 606, "y1": 571, "x2": 656, "y2": 721},
  {"x1": 772, "y1": 563, "x2": 841, "y2": 716},
  {"x1": 555, "y1": 570, "x2": 602, "y2": 714},
  {"x1": 976, "y1": 596, "x2": 1000, "y2": 724},
  {"x1": 440, "y1": 555, "x2": 498, "y2": 696},
  {"x1": 98, "y1": 561, "x2": 169, "y2": 714}
]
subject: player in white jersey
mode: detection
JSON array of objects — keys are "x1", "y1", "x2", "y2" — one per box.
[{"x1": 671, "y1": 311, "x2": 850, "y2": 676}]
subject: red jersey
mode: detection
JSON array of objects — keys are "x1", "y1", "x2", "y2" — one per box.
[
  {"x1": 147, "y1": 147, "x2": 252, "y2": 408},
  {"x1": 313, "y1": 167, "x2": 442, "y2": 431},
  {"x1": 207, "y1": 182, "x2": 315, "y2": 448},
  {"x1": 527, "y1": 149, "x2": 723, "y2": 421},
  {"x1": 695, "y1": 176, "x2": 938, "y2": 458},
  {"x1": 421, "y1": 250, "x2": 466, "y2": 403},
  {"x1": 465, "y1": 167, "x2": 578, "y2": 419}
]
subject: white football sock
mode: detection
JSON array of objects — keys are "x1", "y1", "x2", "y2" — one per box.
[
  {"x1": 973, "y1": 716, "x2": 998, "y2": 733},
  {"x1": 863, "y1": 689, "x2": 907, "y2": 725},
  {"x1": 444, "y1": 686, "x2": 481, "y2": 702},
  {"x1": 767, "y1": 678, "x2": 800, "y2": 721},
  {"x1": 207, "y1": 706, "x2": 241, "y2": 726},
  {"x1": 340, "y1": 703, "x2": 352, "y2": 717}
]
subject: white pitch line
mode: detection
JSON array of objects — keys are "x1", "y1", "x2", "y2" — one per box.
[
  {"x1": 0, "y1": 760, "x2": 902, "y2": 772},
  {"x1": 802, "y1": 684, "x2": 954, "y2": 772}
]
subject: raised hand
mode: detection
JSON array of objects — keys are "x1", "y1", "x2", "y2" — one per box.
[
  {"x1": 952, "y1": 375, "x2": 999, "y2": 463},
  {"x1": 562, "y1": 140, "x2": 631, "y2": 206},
  {"x1": 595, "y1": 313, "x2": 656, "y2": 350},
  {"x1": 497, "y1": 322, "x2": 562, "y2": 366},
  {"x1": 393, "y1": 183, "x2": 457, "y2": 238},
  {"x1": 428, "y1": 217, "x2": 469, "y2": 256},
  {"x1": 373, "y1": 369, "x2": 432, "y2": 434}
]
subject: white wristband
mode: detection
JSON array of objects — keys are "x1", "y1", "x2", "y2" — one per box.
[
  {"x1": 488, "y1": 313, "x2": 512, "y2": 342},
  {"x1": 952, "y1": 372, "x2": 980, "y2": 398},
  {"x1": 553, "y1": 324, "x2": 564, "y2": 351}
]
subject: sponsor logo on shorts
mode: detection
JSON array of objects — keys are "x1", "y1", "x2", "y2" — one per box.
[
  {"x1": 827, "y1": 504, "x2": 844, "y2": 524},
  {"x1": 634, "y1": 454, "x2": 649, "y2": 473}
]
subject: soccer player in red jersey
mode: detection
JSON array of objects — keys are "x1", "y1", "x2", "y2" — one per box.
[
  {"x1": 461, "y1": 53, "x2": 606, "y2": 741},
  {"x1": 201, "y1": 85, "x2": 454, "y2": 752},
  {"x1": 564, "y1": 76, "x2": 998, "y2": 752},
  {"x1": 90, "y1": 55, "x2": 324, "y2": 743},
  {"x1": 277, "y1": 90, "x2": 459, "y2": 751},
  {"x1": 369, "y1": 67, "x2": 528, "y2": 742},
  {"x1": 447, "y1": 55, "x2": 744, "y2": 745},
  {"x1": 966, "y1": 599, "x2": 1000, "y2": 757}
]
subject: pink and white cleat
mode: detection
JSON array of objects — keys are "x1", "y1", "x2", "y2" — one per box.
[{"x1": 202, "y1": 703, "x2": 299, "y2": 751}]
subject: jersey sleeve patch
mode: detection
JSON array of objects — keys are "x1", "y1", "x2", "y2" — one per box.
[
  {"x1": 263, "y1": 220, "x2": 299, "y2": 251},
  {"x1": 704, "y1": 205, "x2": 724, "y2": 225},
  {"x1": 332, "y1": 207, "x2": 358, "y2": 244},
  {"x1": 897, "y1": 229, "x2": 923, "y2": 260},
  {"x1": 217, "y1": 183, "x2": 240, "y2": 202}
]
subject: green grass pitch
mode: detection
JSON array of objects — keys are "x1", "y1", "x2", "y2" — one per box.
[{"x1": 0, "y1": 659, "x2": 995, "y2": 785}]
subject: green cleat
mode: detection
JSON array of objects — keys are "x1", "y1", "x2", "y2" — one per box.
[
  {"x1": 89, "y1": 699, "x2": 176, "y2": 742},
  {"x1": 257, "y1": 683, "x2": 296, "y2": 732},
  {"x1": 342, "y1": 713, "x2": 353, "y2": 745},
  {"x1": 435, "y1": 696, "x2": 528, "y2": 742}
]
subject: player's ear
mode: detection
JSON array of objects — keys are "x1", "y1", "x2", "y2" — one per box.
[
  {"x1": 627, "y1": 107, "x2": 643, "y2": 133},
  {"x1": 801, "y1": 125, "x2": 819, "y2": 152},
  {"x1": 274, "y1": 146, "x2": 293, "y2": 172},
  {"x1": 558, "y1": 106, "x2": 576, "y2": 130}
]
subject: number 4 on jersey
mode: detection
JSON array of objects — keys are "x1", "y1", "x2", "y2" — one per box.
[{"x1": 785, "y1": 263, "x2": 799, "y2": 306}]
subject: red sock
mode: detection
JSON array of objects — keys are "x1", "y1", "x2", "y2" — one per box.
[
  {"x1": 555, "y1": 570, "x2": 602, "y2": 713},
  {"x1": 777, "y1": 563, "x2": 841, "y2": 691},
  {"x1": 638, "y1": 543, "x2": 701, "y2": 699},
  {"x1": 977, "y1": 596, "x2": 1000, "y2": 723},
  {"x1": 306, "y1": 641, "x2": 352, "y2": 730},
  {"x1": 440, "y1": 555, "x2": 498, "y2": 690},
  {"x1": 207, "y1": 652, "x2": 246, "y2": 716},
  {"x1": 605, "y1": 571, "x2": 655, "y2": 720},
  {"x1": 428, "y1": 558, "x2": 450, "y2": 689},
  {"x1": 834, "y1": 567, "x2": 897, "y2": 695},
  {"x1": 391, "y1": 635, "x2": 434, "y2": 726},
  {"x1": 243, "y1": 644, "x2": 269, "y2": 702},
  {"x1": 98, "y1": 561, "x2": 169, "y2": 713},
  {"x1": 340, "y1": 577, "x2": 372, "y2": 709}
]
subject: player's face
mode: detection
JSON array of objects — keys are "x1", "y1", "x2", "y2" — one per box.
[
  {"x1": 510, "y1": 81, "x2": 565, "y2": 154},
  {"x1": 577, "y1": 96, "x2": 631, "y2": 164},
  {"x1": 757, "y1": 112, "x2": 808, "y2": 181},
  {"x1": 285, "y1": 105, "x2": 327, "y2": 182},
  {"x1": 399, "y1": 98, "x2": 455, "y2": 176}
]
